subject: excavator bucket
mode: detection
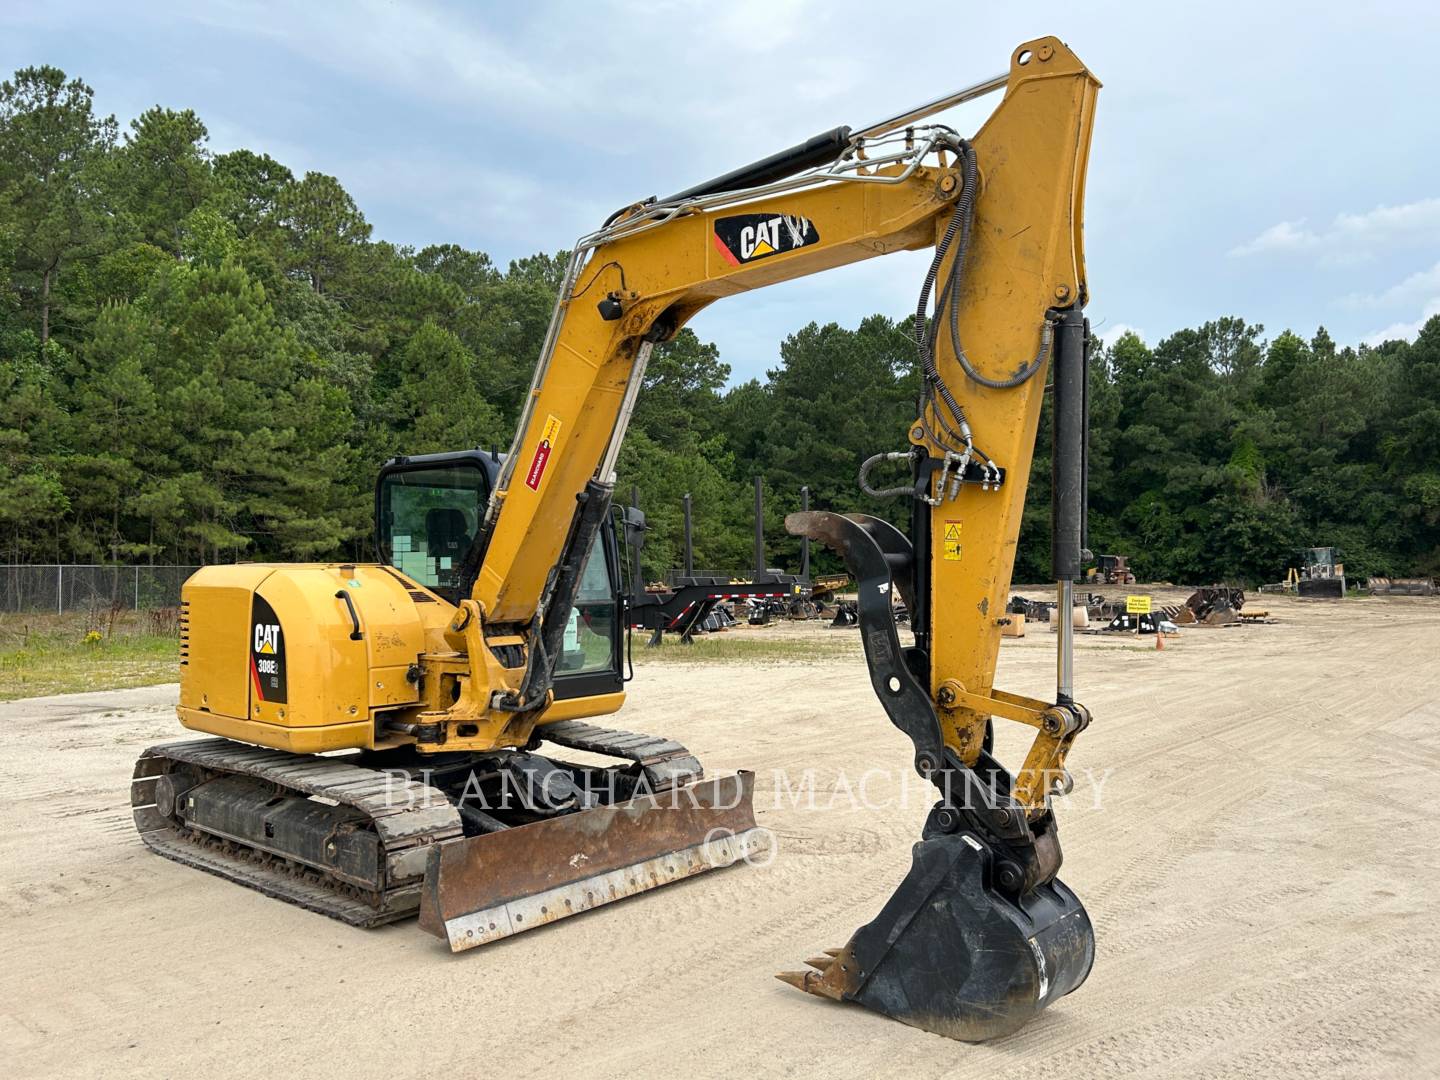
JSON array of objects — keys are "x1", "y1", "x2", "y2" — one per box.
[
  {"x1": 779, "y1": 831, "x2": 1093, "y2": 1041},
  {"x1": 418, "y1": 771, "x2": 764, "y2": 951}
]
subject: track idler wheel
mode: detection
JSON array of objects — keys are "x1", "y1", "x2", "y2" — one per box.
[{"x1": 779, "y1": 830, "x2": 1093, "y2": 1042}]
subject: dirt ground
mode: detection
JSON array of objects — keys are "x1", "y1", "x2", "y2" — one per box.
[{"x1": 3, "y1": 592, "x2": 1439, "y2": 1078}]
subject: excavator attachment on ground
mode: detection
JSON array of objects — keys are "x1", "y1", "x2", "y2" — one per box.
[
  {"x1": 134, "y1": 36, "x2": 1101, "y2": 1044},
  {"x1": 780, "y1": 834, "x2": 1093, "y2": 1041},
  {"x1": 776, "y1": 509, "x2": 1094, "y2": 1040}
]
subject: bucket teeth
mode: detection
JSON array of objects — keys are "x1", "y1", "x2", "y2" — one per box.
[
  {"x1": 777, "y1": 953, "x2": 848, "y2": 1001},
  {"x1": 823, "y1": 947, "x2": 841, "y2": 957},
  {"x1": 776, "y1": 970, "x2": 813, "y2": 991}
]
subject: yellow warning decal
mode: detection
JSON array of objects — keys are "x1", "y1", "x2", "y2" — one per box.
[
  {"x1": 540, "y1": 414, "x2": 562, "y2": 445},
  {"x1": 943, "y1": 520, "x2": 962, "y2": 561}
]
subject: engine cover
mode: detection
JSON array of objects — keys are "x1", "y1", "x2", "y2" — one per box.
[{"x1": 177, "y1": 564, "x2": 429, "y2": 752}]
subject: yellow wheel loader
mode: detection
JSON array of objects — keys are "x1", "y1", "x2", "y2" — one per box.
[{"x1": 133, "y1": 37, "x2": 1101, "y2": 1042}]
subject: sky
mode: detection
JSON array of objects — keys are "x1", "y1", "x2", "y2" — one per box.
[{"x1": 4, "y1": 0, "x2": 1437, "y2": 383}]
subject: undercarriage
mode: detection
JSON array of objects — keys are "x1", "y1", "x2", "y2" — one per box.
[{"x1": 132, "y1": 722, "x2": 762, "y2": 935}]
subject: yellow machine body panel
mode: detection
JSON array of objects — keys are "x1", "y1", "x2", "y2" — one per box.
[
  {"x1": 176, "y1": 562, "x2": 624, "y2": 753},
  {"x1": 178, "y1": 564, "x2": 272, "y2": 722},
  {"x1": 178, "y1": 563, "x2": 420, "y2": 751}
]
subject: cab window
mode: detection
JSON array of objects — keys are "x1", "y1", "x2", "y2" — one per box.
[
  {"x1": 557, "y1": 537, "x2": 617, "y2": 675},
  {"x1": 378, "y1": 464, "x2": 486, "y2": 598}
]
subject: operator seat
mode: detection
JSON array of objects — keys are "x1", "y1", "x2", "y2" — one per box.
[{"x1": 425, "y1": 507, "x2": 471, "y2": 560}]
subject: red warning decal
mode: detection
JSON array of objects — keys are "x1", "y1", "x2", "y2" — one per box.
[
  {"x1": 524, "y1": 414, "x2": 563, "y2": 491},
  {"x1": 525, "y1": 443, "x2": 551, "y2": 490}
]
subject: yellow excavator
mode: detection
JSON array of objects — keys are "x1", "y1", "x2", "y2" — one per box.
[{"x1": 132, "y1": 37, "x2": 1100, "y2": 1042}]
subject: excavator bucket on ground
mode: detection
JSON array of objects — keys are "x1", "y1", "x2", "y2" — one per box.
[
  {"x1": 1174, "y1": 586, "x2": 1245, "y2": 625},
  {"x1": 779, "y1": 831, "x2": 1093, "y2": 1041}
]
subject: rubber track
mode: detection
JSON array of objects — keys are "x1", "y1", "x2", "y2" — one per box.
[
  {"x1": 131, "y1": 738, "x2": 462, "y2": 927},
  {"x1": 539, "y1": 720, "x2": 703, "y2": 787}
]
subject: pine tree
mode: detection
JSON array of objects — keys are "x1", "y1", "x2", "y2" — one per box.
[
  {"x1": 112, "y1": 107, "x2": 212, "y2": 255},
  {"x1": 386, "y1": 321, "x2": 505, "y2": 456},
  {"x1": 0, "y1": 66, "x2": 117, "y2": 345}
]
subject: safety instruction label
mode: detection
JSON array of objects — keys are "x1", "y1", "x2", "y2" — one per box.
[
  {"x1": 1126, "y1": 594, "x2": 1152, "y2": 614},
  {"x1": 943, "y1": 520, "x2": 962, "y2": 561},
  {"x1": 524, "y1": 414, "x2": 563, "y2": 491}
]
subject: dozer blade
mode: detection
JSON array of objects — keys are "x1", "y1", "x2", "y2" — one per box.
[
  {"x1": 419, "y1": 771, "x2": 764, "y2": 952},
  {"x1": 779, "y1": 832, "x2": 1093, "y2": 1042}
]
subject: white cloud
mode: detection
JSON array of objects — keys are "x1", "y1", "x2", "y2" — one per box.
[
  {"x1": 1095, "y1": 321, "x2": 1144, "y2": 344},
  {"x1": 1333, "y1": 197, "x2": 1440, "y2": 244},
  {"x1": 1342, "y1": 260, "x2": 1440, "y2": 309},
  {"x1": 1228, "y1": 220, "x2": 1319, "y2": 258},
  {"x1": 1350, "y1": 258, "x2": 1440, "y2": 345},
  {"x1": 185, "y1": 1, "x2": 557, "y2": 112},
  {"x1": 172, "y1": 0, "x2": 839, "y2": 157},
  {"x1": 1362, "y1": 297, "x2": 1440, "y2": 346},
  {"x1": 1230, "y1": 197, "x2": 1440, "y2": 264}
]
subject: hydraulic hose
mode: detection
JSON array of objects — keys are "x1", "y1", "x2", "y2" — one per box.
[
  {"x1": 859, "y1": 451, "x2": 918, "y2": 500},
  {"x1": 917, "y1": 140, "x2": 1052, "y2": 394}
]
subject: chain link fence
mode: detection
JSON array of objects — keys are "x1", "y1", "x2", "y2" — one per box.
[{"x1": 0, "y1": 565, "x2": 201, "y2": 614}]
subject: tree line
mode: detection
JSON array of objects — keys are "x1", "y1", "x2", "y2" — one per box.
[{"x1": 2, "y1": 67, "x2": 1436, "y2": 586}]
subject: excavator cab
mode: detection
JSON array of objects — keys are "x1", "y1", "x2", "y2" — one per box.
[{"x1": 375, "y1": 450, "x2": 625, "y2": 699}]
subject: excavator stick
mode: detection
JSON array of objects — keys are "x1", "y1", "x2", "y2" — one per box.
[{"x1": 419, "y1": 771, "x2": 764, "y2": 951}]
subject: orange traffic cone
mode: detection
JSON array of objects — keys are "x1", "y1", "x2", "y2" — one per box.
[{"x1": 1155, "y1": 631, "x2": 1165, "y2": 650}]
